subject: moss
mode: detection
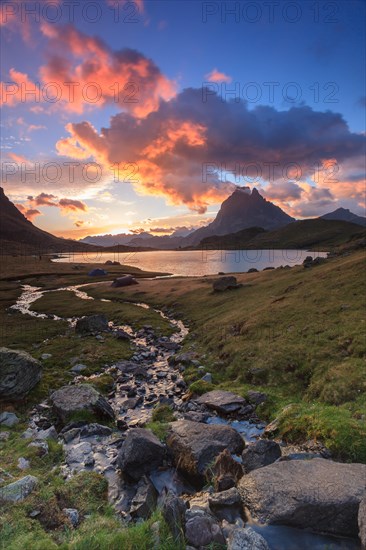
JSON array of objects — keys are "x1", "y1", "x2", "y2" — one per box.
[
  {"x1": 151, "y1": 404, "x2": 175, "y2": 423},
  {"x1": 189, "y1": 380, "x2": 215, "y2": 395}
]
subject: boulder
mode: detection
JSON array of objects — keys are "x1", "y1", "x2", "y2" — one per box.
[
  {"x1": 0, "y1": 348, "x2": 42, "y2": 400},
  {"x1": 0, "y1": 475, "x2": 38, "y2": 502},
  {"x1": 196, "y1": 390, "x2": 246, "y2": 414},
  {"x1": 185, "y1": 513, "x2": 225, "y2": 548},
  {"x1": 213, "y1": 276, "x2": 241, "y2": 292},
  {"x1": 111, "y1": 275, "x2": 138, "y2": 288},
  {"x1": 241, "y1": 440, "x2": 281, "y2": 472},
  {"x1": 130, "y1": 476, "x2": 157, "y2": 519},
  {"x1": 359, "y1": 494, "x2": 366, "y2": 549},
  {"x1": 212, "y1": 449, "x2": 244, "y2": 492},
  {"x1": 166, "y1": 420, "x2": 244, "y2": 482},
  {"x1": 75, "y1": 315, "x2": 109, "y2": 335},
  {"x1": 118, "y1": 428, "x2": 166, "y2": 481},
  {"x1": 227, "y1": 527, "x2": 270, "y2": 550},
  {"x1": 238, "y1": 458, "x2": 366, "y2": 537},
  {"x1": 50, "y1": 384, "x2": 115, "y2": 423},
  {"x1": 161, "y1": 491, "x2": 186, "y2": 541},
  {"x1": 88, "y1": 268, "x2": 107, "y2": 277},
  {"x1": 0, "y1": 411, "x2": 20, "y2": 427}
]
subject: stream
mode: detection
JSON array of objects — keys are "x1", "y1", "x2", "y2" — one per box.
[{"x1": 11, "y1": 284, "x2": 361, "y2": 549}]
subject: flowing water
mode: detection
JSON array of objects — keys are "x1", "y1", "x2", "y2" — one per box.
[{"x1": 12, "y1": 283, "x2": 360, "y2": 549}]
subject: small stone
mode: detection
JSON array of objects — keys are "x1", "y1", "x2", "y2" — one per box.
[
  {"x1": 63, "y1": 508, "x2": 79, "y2": 527},
  {"x1": 201, "y1": 373, "x2": 212, "y2": 383},
  {"x1": 0, "y1": 432, "x2": 10, "y2": 441},
  {"x1": 41, "y1": 353, "x2": 52, "y2": 360},
  {"x1": 29, "y1": 440, "x2": 49, "y2": 456},
  {"x1": 71, "y1": 364, "x2": 87, "y2": 374},
  {"x1": 0, "y1": 412, "x2": 20, "y2": 427},
  {"x1": 35, "y1": 426, "x2": 58, "y2": 441},
  {"x1": 17, "y1": 457, "x2": 30, "y2": 470}
]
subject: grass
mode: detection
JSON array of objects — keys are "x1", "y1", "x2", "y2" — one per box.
[{"x1": 105, "y1": 249, "x2": 366, "y2": 462}]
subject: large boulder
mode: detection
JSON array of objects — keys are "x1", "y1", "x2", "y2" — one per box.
[
  {"x1": 196, "y1": 390, "x2": 247, "y2": 415},
  {"x1": 0, "y1": 348, "x2": 42, "y2": 400},
  {"x1": 88, "y1": 268, "x2": 107, "y2": 277},
  {"x1": 111, "y1": 275, "x2": 138, "y2": 288},
  {"x1": 227, "y1": 527, "x2": 270, "y2": 550},
  {"x1": 50, "y1": 384, "x2": 114, "y2": 423},
  {"x1": 238, "y1": 458, "x2": 366, "y2": 537},
  {"x1": 213, "y1": 276, "x2": 241, "y2": 292},
  {"x1": 166, "y1": 420, "x2": 244, "y2": 482},
  {"x1": 241, "y1": 440, "x2": 281, "y2": 472},
  {"x1": 75, "y1": 315, "x2": 109, "y2": 335},
  {"x1": 129, "y1": 476, "x2": 157, "y2": 519},
  {"x1": 118, "y1": 428, "x2": 166, "y2": 481},
  {"x1": 359, "y1": 494, "x2": 366, "y2": 549},
  {"x1": 0, "y1": 475, "x2": 38, "y2": 502}
]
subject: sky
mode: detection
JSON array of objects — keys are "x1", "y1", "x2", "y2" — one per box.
[{"x1": 0, "y1": 0, "x2": 365, "y2": 239}]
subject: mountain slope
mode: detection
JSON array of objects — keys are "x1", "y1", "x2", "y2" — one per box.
[
  {"x1": 321, "y1": 208, "x2": 366, "y2": 227},
  {"x1": 198, "y1": 219, "x2": 366, "y2": 250},
  {"x1": 0, "y1": 187, "x2": 93, "y2": 254}
]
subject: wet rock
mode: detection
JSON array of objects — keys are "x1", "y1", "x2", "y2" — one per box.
[
  {"x1": 166, "y1": 420, "x2": 244, "y2": 482},
  {"x1": 185, "y1": 512, "x2": 225, "y2": 548},
  {"x1": 212, "y1": 449, "x2": 244, "y2": 492},
  {"x1": 51, "y1": 384, "x2": 114, "y2": 423},
  {"x1": 118, "y1": 428, "x2": 166, "y2": 481},
  {"x1": 75, "y1": 315, "x2": 109, "y2": 335},
  {"x1": 359, "y1": 494, "x2": 366, "y2": 549},
  {"x1": 130, "y1": 476, "x2": 157, "y2": 519},
  {"x1": 111, "y1": 275, "x2": 138, "y2": 288},
  {"x1": 241, "y1": 440, "x2": 281, "y2": 472},
  {"x1": 238, "y1": 458, "x2": 366, "y2": 537},
  {"x1": 0, "y1": 475, "x2": 38, "y2": 502},
  {"x1": 196, "y1": 390, "x2": 247, "y2": 415},
  {"x1": 161, "y1": 491, "x2": 186, "y2": 541},
  {"x1": 66, "y1": 442, "x2": 94, "y2": 469},
  {"x1": 0, "y1": 348, "x2": 42, "y2": 400},
  {"x1": 227, "y1": 527, "x2": 270, "y2": 550},
  {"x1": 184, "y1": 412, "x2": 209, "y2": 423},
  {"x1": 63, "y1": 508, "x2": 79, "y2": 527},
  {"x1": 0, "y1": 411, "x2": 20, "y2": 427},
  {"x1": 213, "y1": 276, "x2": 241, "y2": 292},
  {"x1": 208, "y1": 487, "x2": 242, "y2": 522}
]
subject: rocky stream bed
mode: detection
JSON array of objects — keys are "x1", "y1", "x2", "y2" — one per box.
[{"x1": 1, "y1": 283, "x2": 365, "y2": 549}]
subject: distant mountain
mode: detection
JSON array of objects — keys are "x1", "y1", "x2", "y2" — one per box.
[
  {"x1": 0, "y1": 187, "x2": 94, "y2": 254},
  {"x1": 128, "y1": 187, "x2": 296, "y2": 249},
  {"x1": 321, "y1": 208, "x2": 366, "y2": 227},
  {"x1": 198, "y1": 219, "x2": 366, "y2": 250},
  {"x1": 80, "y1": 232, "x2": 152, "y2": 247}
]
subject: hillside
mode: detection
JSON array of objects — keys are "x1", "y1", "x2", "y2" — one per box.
[
  {"x1": 198, "y1": 218, "x2": 366, "y2": 250},
  {"x1": 321, "y1": 207, "x2": 366, "y2": 227},
  {"x1": 0, "y1": 187, "x2": 96, "y2": 254}
]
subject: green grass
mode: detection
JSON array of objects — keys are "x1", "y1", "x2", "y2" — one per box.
[{"x1": 121, "y1": 250, "x2": 366, "y2": 462}]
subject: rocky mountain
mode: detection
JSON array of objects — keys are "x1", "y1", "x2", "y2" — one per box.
[
  {"x1": 0, "y1": 187, "x2": 94, "y2": 254},
  {"x1": 128, "y1": 187, "x2": 296, "y2": 249},
  {"x1": 321, "y1": 207, "x2": 366, "y2": 227}
]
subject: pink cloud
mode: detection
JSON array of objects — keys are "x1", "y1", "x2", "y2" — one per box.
[{"x1": 205, "y1": 69, "x2": 232, "y2": 83}]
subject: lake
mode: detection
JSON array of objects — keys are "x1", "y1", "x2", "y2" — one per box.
[{"x1": 53, "y1": 249, "x2": 328, "y2": 277}]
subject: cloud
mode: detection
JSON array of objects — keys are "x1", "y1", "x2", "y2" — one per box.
[
  {"x1": 205, "y1": 69, "x2": 232, "y2": 83},
  {"x1": 55, "y1": 87, "x2": 365, "y2": 215},
  {"x1": 58, "y1": 198, "x2": 88, "y2": 212},
  {"x1": 1, "y1": 23, "x2": 176, "y2": 118},
  {"x1": 15, "y1": 203, "x2": 41, "y2": 221}
]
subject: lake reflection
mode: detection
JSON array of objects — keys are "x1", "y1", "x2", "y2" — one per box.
[{"x1": 54, "y1": 249, "x2": 328, "y2": 277}]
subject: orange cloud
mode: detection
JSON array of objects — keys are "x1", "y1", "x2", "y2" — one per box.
[
  {"x1": 205, "y1": 69, "x2": 232, "y2": 83},
  {"x1": 58, "y1": 198, "x2": 88, "y2": 212},
  {"x1": 15, "y1": 203, "x2": 41, "y2": 221}
]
